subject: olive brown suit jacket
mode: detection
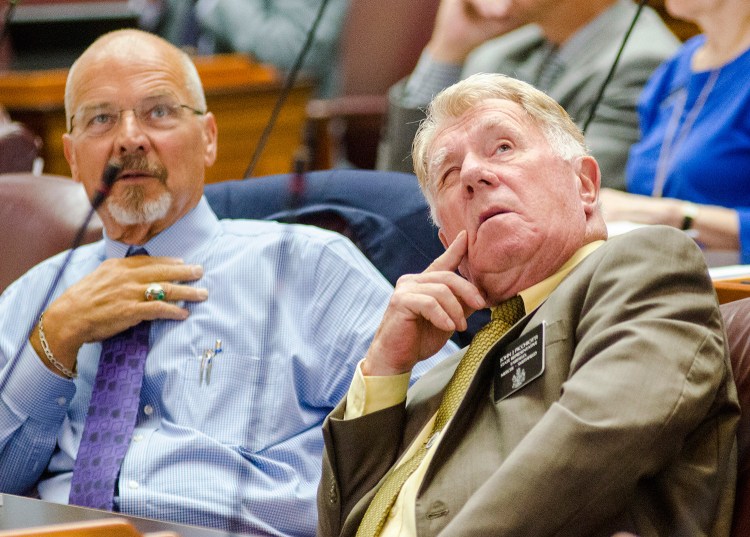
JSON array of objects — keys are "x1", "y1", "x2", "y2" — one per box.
[{"x1": 317, "y1": 226, "x2": 739, "y2": 537}]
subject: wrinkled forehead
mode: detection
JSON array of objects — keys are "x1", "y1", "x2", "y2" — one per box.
[
  {"x1": 66, "y1": 35, "x2": 189, "y2": 113},
  {"x1": 426, "y1": 100, "x2": 537, "y2": 174}
]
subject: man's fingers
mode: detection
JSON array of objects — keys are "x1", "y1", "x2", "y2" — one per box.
[
  {"x1": 427, "y1": 230, "x2": 468, "y2": 273},
  {"x1": 139, "y1": 264, "x2": 204, "y2": 284},
  {"x1": 406, "y1": 282, "x2": 469, "y2": 332},
  {"x1": 143, "y1": 281, "x2": 209, "y2": 304},
  {"x1": 398, "y1": 293, "x2": 459, "y2": 333},
  {"x1": 403, "y1": 241, "x2": 485, "y2": 312},
  {"x1": 393, "y1": 274, "x2": 486, "y2": 332}
]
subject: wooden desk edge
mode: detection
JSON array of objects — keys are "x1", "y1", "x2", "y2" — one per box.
[
  {"x1": 0, "y1": 494, "x2": 242, "y2": 537},
  {"x1": 0, "y1": 54, "x2": 280, "y2": 109},
  {"x1": 713, "y1": 276, "x2": 750, "y2": 304}
]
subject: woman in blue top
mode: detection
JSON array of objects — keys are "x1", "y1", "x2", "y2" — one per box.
[{"x1": 601, "y1": 0, "x2": 750, "y2": 263}]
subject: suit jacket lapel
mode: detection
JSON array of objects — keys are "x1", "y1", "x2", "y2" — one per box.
[{"x1": 421, "y1": 308, "x2": 538, "y2": 487}]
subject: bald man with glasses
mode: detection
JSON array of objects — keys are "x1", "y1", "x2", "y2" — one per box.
[{"x1": 0, "y1": 29, "x2": 452, "y2": 536}]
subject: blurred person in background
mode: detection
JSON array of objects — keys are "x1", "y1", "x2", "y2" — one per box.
[
  {"x1": 601, "y1": 0, "x2": 750, "y2": 264},
  {"x1": 376, "y1": 0, "x2": 680, "y2": 190},
  {"x1": 131, "y1": 0, "x2": 349, "y2": 96}
]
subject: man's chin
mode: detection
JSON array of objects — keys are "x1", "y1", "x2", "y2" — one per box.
[{"x1": 107, "y1": 192, "x2": 172, "y2": 226}]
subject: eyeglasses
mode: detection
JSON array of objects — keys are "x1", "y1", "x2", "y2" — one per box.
[{"x1": 69, "y1": 98, "x2": 206, "y2": 137}]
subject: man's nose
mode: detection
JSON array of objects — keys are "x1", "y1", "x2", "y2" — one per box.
[
  {"x1": 460, "y1": 153, "x2": 499, "y2": 195},
  {"x1": 113, "y1": 110, "x2": 150, "y2": 154}
]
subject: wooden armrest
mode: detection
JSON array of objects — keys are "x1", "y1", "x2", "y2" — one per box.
[
  {"x1": 306, "y1": 95, "x2": 388, "y2": 120},
  {"x1": 714, "y1": 276, "x2": 750, "y2": 304},
  {"x1": 304, "y1": 95, "x2": 388, "y2": 170}
]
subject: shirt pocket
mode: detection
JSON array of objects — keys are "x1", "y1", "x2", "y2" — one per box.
[{"x1": 176, "y1": 351, "x2": 284, "y2": 450}]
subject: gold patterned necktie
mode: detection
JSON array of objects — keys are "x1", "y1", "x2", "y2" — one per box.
[{"x1": 356, "y1": 295, "x2": 525, "y2": 537}]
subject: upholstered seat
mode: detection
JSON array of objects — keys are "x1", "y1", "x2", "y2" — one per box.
[
  {"x1": 0, "y1": 173, "x2": 102, "y2": 293},
  {"x1": 0, "y1": 109, "x2": 42, "y2": 174},
  {"x1": 720, "y1": 297, "x2": 750, "y2": 537}
]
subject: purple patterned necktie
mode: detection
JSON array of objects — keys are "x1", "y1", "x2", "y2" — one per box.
[{"x1": 69, "y1": 248, "x2": 151, "y2": 510}]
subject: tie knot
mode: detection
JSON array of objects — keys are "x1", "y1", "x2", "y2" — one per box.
[
  {"x1": 491, "y1": 295, "x2": 525, "y2": 326},
  {"x1": 126, "y1": 247, "x2": 149, "y2": 257}
]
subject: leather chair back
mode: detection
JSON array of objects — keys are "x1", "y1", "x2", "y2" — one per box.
[
  {"x1": 720, "y1": 297, "x2": 750, "y2": 537},
  {"x1": 0, "y1": 173, "x2": 103, "y2": 293},
  {"x1": 0, "y1": 107, "x2": 42, "y2": 174},
  {"x1": 337, "y1": 0, "x2": 439, "y2": 97},
  {"x1": 305, "y1": 0, "x2": 440, "y2": 170}
]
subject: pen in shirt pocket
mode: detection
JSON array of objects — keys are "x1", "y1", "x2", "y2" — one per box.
[{"x1": 199, "y1": 339, "x2": 222, "y2": 385}]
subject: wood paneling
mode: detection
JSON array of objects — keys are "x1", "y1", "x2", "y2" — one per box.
[{"x1": 0, "y1": 54, "x2": 312, "y2": 182}]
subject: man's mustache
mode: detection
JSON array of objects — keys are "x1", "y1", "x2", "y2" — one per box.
[{"x1": 114, "y1": 154, "x2": 168, "y2": 185}]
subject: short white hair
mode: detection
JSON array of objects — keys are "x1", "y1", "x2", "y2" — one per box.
[{"x1": 412, "y1": 73, "x2": 589, "y2": 213}]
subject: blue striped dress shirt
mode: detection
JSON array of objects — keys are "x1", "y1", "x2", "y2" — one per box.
[{"x1": 0, "y1": 197, "x2": 455, "y2": 536}]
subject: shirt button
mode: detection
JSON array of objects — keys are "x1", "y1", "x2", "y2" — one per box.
[
  {"x1": 128, "y1": 480, "x2": 139, "y2": 490},
  {"x1": 56, "y1": 397, "x2": 66, "y2": 406},
  {"x1": 143, "y1": 405, "x2": 154, "y2": 416},
  {"x1": 133, "y1": 434, "x2": 144, "y2": 442}
]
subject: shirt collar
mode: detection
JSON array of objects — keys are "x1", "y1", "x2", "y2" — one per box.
[
  {"x1": 517, "y1": 240, "x2": 605, "y2": 313},
  {"x1": 104, "y1": 196, "x2": 220, "y2": 260}
]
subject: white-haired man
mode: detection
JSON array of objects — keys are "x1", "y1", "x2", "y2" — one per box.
[{"x1": 318, "y1": 73, "x2": 738, "y2": 537}]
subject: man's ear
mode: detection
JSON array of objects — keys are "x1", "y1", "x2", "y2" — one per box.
[
  {"x1": 202, "y1": 112, "x2": 218, "y2": 168},
  {"x1": 576, "y1": 155, "x2": 600, "y2": 215},
  {"x1": 62, "y1": 133, "x2": 80, "y2": 183},
  {"x1": 438, "y1": 227, "x2": 449, "y2": 249}
]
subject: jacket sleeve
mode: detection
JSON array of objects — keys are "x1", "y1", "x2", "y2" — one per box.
[
  {"x1": 376, "y1": 79, "x2": 428, "y2": 174},
  {"x1": 317, "y1": 396, "x2": 407, "y2": 537}
]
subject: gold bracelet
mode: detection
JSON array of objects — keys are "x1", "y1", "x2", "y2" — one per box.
[{"x1": 38, "y1": 312, "x2": 77, "y2": 379}]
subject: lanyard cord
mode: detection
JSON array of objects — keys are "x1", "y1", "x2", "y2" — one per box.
[
  {"x1": 582, "y1": 0, "x2": 649, "y2": 134},
  {"x1": 652, "y1": 69, "x2": 720, "y2": 198}
]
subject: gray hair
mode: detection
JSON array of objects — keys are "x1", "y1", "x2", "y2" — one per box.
[{"x1": 412, "y1": 72, "x2": 588, "y2": 211}]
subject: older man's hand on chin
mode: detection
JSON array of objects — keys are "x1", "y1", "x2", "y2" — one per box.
[{"x1": 362, "y1": 230, "x2": 485, "y2": 377}]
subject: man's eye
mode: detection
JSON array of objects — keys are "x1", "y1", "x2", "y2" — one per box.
[
  {"x1": 148, "y1": 104, "x2": 172, "y2": 119},
  {"x1": 495, "y1": 143, "x2": 512, "y2": 154},
  {"x1": 438, "y1": 168, "x2": 459, "y2": 188},
  {"x1": 89, "y1": 113, "x2": 116, "y2": 126}
]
